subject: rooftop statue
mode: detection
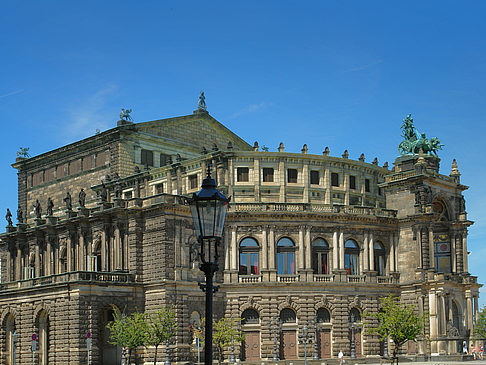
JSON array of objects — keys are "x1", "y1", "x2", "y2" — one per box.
[
  {"x1": 197, "y1": 90, "x2": 207, "y2": 111},
  {"x1": 17, "y1": 147, "x2": 30, "y2": 158},
  {"x1": 398, "y1": 114, "x2": 443, "y2": 156},
  {"x1": 120, "y1": 108, "x2": 133, "y2": 122}
]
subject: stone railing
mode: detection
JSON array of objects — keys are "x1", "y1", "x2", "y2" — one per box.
[
  {"x1": 277, "y1": 275, "x2": 299, "y2": 283},
  {"x1": 229, "y1": 203, "x2": 397, "y2": 218},
  {"x1": 377, "y1": 276, "x2": 394, "y2": 284},
  {"x1": 238, "y1": 275, "x2": 263, "y2": 283},
  {"x1": 142, "y1": 193, "x2": 187, "y2": 207},
  {"x1": 0, "y1": 270, "x2": 135, "y2": 291},
  {"x1": 347, "y1": 275, "x2": 367, "y2": 283},
  {"x1": 314, "y1": 274, "x2": 334, "y2": 282}
]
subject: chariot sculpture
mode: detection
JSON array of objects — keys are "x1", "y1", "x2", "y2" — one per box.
[{"x1": 398, "y1": 114, "x2": 443, "y2": 156}]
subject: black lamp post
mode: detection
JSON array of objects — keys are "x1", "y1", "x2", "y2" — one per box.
[
  {"x1": 188, "y1": 165, "x2": 230, "y2": 365},
  {"x1": 348, "y1": 313, "x2": 357, "y2": 359},
  {"x1": 298, "y1": 324, "x2": 313, "y2": 365}
]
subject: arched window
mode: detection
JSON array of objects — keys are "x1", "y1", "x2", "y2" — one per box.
[
  {"x1": 239, "y1": 238, "x2": 259, "y2": 275},
  {"x1": 374, "y1": 241, "x2": 386, "y2": 276},
  {"x1": 277, "y1": 238, "x2": 296, "y2": 275},
  {"x1": 5, "y1": 314, "x2": 15, "y2": 365},
  {"x1": 349, "y1": 308, "x2": 361, "y2": 323},
  {"x1": 344, "y1": 240, "x2": 359, "y2": 275},
  {"x1": 433, "y1": 200, "x2": 450, "y2": 221},
  {"x1": 312, "y1": 238, "x2": 329, "y2": 275},
  {"x1": 94, "y1": 242, "x2": 102, "y2": 272},
  {"x1": 60, "y1": 248, "x2": 67, "y2": 274},
  {"x1": 280, "y1": 308, "x2": 296, "y2": 323},
  {"x1": 316, "y1": 308, "x2": 331, "y2": 323},
  {"x1": 37, "y1": 310, "x2": 49, "y2": 365},
  {"x1": 241, "y1": 309, "x2": 260, "y2": 325},
  {"x1": 434, "y1": 232, "x2": 451, "y2": 273}
]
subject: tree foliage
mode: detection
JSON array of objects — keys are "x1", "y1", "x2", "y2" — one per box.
[
  {"x1": 474, "y1": 306, "x2": 486, "y2": 339},
  {"x1": 106, "y1": 307, "x2": 147, "y2": 364},
  {"x1": 145, "y1": 306, "x2": 178, "y2": 365},
  {"x1": 193, "y1": 317, "x2": 245, "y2": 364},
  {"x1": 364, "y1": 295, "x2": 427, "y2": 365}
]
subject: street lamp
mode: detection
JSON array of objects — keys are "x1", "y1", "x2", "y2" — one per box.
[
  {"x1": 188, "y1": 165, "x2": 230, "y2": 365},
  {"x1": 348, "y1": 313, "x2": 358, "y2": 359},
  {"x1": 313, "y1": 315, "x2": 319, "y2": 360},
  {"x1": 299, "y1": 324, "x2": 313, "y2": 365},
  {"x1": 267, "y1": 317, "x2": 280, "y2": 361}
]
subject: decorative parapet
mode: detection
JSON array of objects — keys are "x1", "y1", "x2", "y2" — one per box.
[{"x1": 0, "y1": 270, "x2": 135, "y2": 291}]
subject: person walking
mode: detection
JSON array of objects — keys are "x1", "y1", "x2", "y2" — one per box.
[
  {"x1": 471, "y1": 344, "x2": 476, "y2": 359},
  {"x1": 338, "y1": 350, "x2": 344, "y2": 365}
]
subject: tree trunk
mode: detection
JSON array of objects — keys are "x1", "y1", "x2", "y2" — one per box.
[{"x1": 154, "y1": 344, "x2": 158, "y2": 365}]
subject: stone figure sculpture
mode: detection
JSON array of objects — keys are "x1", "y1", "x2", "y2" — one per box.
[
  {"x1": 120, "y1": 108, "x2": 133, "y2": 122},
  {"x1": 398, "y1": 114, "x2": 444, "y2": 156},
  {"x1": 33, "y1": 200, "x2": 42, "y2": 219},
  {"x1": 17, "y1": 147, "x2": 30, "y2": 158},
  {"x1": 197, "y1": 91, "x2": 207, "y2": 111},
  {"x1": 6, "y1": 208, "x2": 13, "y2": 226},
  {"x1": 47, "y1": 197, "x2": 54, "y2": 216},
  {"x1": 64, "y1": 192, "x2": 72, "y2": 210},
  {"x1": 17, "y1": 208, "x2": 23, "y2": 224},
  {"x1": 79, "y1": 189, "x2": 86, "y2": 207},
  {"x1": 100, "y1": 182, "x2": 108, "y2": 202}
]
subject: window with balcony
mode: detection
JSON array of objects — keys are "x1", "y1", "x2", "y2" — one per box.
[
  {"x1": 331, "y1": 172, "x2": 339, "y2": 187},
  {"x1": 189, "y1": 174, "x2": 198, "y2": 190},
  {"x1": 310, "y1": 170, "x2": 320, "y2": 185},
  {"x1": 374, "y1": 241, "x2": 386, "y2": 276},
  {"x1": 287, "y1": 169, "x2": 298, "y2": 183},
  {"x1": 263, "y1": 168, "x2": 274, "y2": 182},
  {"x1": 344, "y1": 239, "x2": 359, "y2": 275},
  {"x1": 312, "y1": 238, "x2": 329, "y2": 274},
  {"x1": 237, "y1": 167, "x2": 249, "y2": 182},
  {"x1": 239, "y1": 237, "x2": 259, "y2": 275},
  {"x1": 277, "y1": 237, "x2": 295, "y2": 275},
  {"x1": 141, "y1": 149, "x2": 154, "y2": 167},
  {"x1": 349, "y1": 175, "x2": 356, "y2": 190}
]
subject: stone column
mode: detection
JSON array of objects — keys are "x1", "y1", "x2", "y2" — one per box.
[
  {"x1": 254, "y1": 158, "x2": 260, "y2": 201},
  {"x1": 455, "y1": 233, "x2": 463, "y2": 272},
  {"x1": 332, "y1": 231, "x2": 338, "y2": 271},
  {"x1": 324, "y1": 167, "x2": 331, "y2": 204},
  {"x1": 440, "y1": 294, "x2": 447, "y2": 335},
  {"x1": 389, "y1": 233, "x2": 395, "y2": 272},
  {"x1": 46, "y1": 239, "x2": 52, "y2": 275},
  {"x1": 224, "y1": 230, "x2": 230, "y2": 271},
  {"x1": 230, "y1": 226, "x2": 237, "y2": 271},
  {"x1": 303, "y1": 163, "x2": 309, "y2": 203},
  {"x1": 451, "y1": 232, "x2": 456, "y2": 273},
  {"x1": 343, "y1": 171, "x2": 349, "y2": 205},
  {"x1": 78, "y1": 233, "x2": 84, "y2": 271},
  {"x1": 339, "y1": 231, "x2": 344, "y2": 270},
  {"x1": 6, "y1": 249, "x2": 11, "y2": 281},
  {"x1": 166, "y1": 170, "x2": 173, "y2": 195},
  {"x1": 418, "y1": 295, "x2": 426, "y2": 354},
  {"x1": 369, "y1": 232, "x2": 374, "y2": 271},
  {"x1": 429, "y1": 291, "x2": 438, "y2": 354},
  {"x1": 305, "y1": 226, "x2": 311, "y2": 270},
  {"x1": 463, "y1": 232, "x2": 468, "y2": 273},
  {"x1": 298, "y1": 226, "x2": 305, "y2": 271},
  {"x1": 466, "y1": 291, "x2": 473, "y2": 335},
  {"x1": 16, "y1": 246, "x2": 21, "y2": 280},
  {"x1": 67, "y1": 235, "x2": 73, "y2": 272},
  {"x1": 261, "y1": 226, "x2": 268, "y2": 271},
  {"x1": 363, "y1": 232, "x2": 369, "y2": 271},
  {"x1": 101, "y1": 229, "x2": 108, "y2": 271},
  {"x1": 474, "y1": 296, "x2": 479, "y2": 325},
  {"x1": 35, "y1": 243, "x2": 40, "y2": 277},
  {"x1": 278, "y1": 160, "x2": 286, "y2": 202},
  {"x1": 421, "y1": 227, "x2": 429, "y2": 269},
  {"x1": 269, "y1": 227, "x2": 275, "y2": 270},
  {"x1": 114, "y1": 224, "x2": 120, "y2": 270},
  {"x1": 429, "y1": 228, "x2": 435, "y2": 270}
]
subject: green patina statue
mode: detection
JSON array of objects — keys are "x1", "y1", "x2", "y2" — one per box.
[{"x1": 398, "y1": 114, "x2": 443, "y2": 156}]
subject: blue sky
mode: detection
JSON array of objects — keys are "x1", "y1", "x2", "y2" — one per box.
[{"x1": 1, "y1": 1, "x2": 485, "y2": 302}]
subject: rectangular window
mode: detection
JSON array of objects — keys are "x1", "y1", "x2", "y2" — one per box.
[
  {"x1": 288, "y1": 169, "x2": 298, "y2": 183},
  {"x1": 237, "y1": 167, "x2": 249, "y2": 182},
  {"x1": 70, "y1": 159, "x2": 81, "y2": 174},
  {"x1": 82, "y1": 155, "x2": 93, "y2": 171},
  {"x1": 378, "y1": 187, "x2": 382, "y2": 196},
  {"x1": 160, "y1": 153, "x2": 170, "y2": 167},
  {"x1": 141, "y1": 149, "x2": 154, "y2": 167},
  {"x1": 331, "y1": 172, "x2": 339, "y2": 187},
  {"x1": 365, "y1": 178, "x2": 370, "y2": 192},
  {"x1": 124, "y1": 191, "x2": 132, "y2": 199},
  {"x1": 189, "y1": 174, "x2": 198, "y2": 189},
  {"x1": 349, "y1": 175, "x2": 356, "y2": 189},
  {"x1": 155, "y1": 183, "x2": 164, "y2": 194},
  {"x1": 95, "y1": 150, "x2": 106, "y2": 167},
  {"x1": 310, "y1": 171, "x2": 320, "y2": 185},
  {"x1": 44, "y1": 168, "x2": 55, "y2": 182},
  {"x1": 262, "y1": 168, "x2": 274, "y2": 182}
]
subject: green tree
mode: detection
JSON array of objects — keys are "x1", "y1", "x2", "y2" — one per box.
[
  {"x1": 194, "y1": 317, "x2": 245, "y2": 364},
  {"x1": 145, "y1": 306, "x2": 177, "y2": 365},
  {"x1": 106, "y1": 307, "x2": 147, "y2": 364},
  {"x1": 474, "y1": 306, "x2": 486, "y2": 339},
  {"x1": 364, "y1": 295, "x2": 427, "y2": 365}
]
